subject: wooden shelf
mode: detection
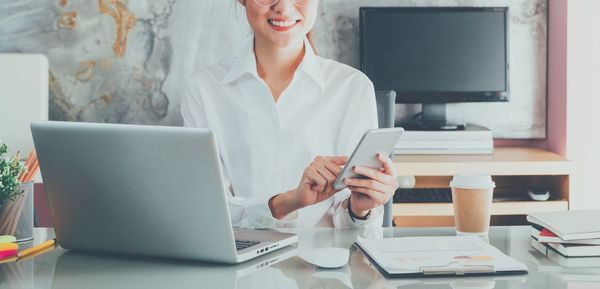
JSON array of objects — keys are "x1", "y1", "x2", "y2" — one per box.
[
  {"x1": 390, "y1": 147, "x2": 572, "y2": 226},
  {"x1": 393, "y1": 200, "x2": 569, "y2": 217},
  {"x1": 393, "y1": 147, "x2": 573, "y2": 176}
]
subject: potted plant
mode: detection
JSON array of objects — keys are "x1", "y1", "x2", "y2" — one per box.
[{"x1": 0, "y1": 143, "x2": 34, "y2": 241}]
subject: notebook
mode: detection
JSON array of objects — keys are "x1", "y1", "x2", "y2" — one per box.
[
  {"x1": 548, "y1": 242, "x2": 600, "y2": 257},
  {"x1": 531, "y1": 237, "x2": 600, "y2": 267},
  {"x1": 530, "y1": 225, "x2": 600, "y2": 245},
  {"x1": 527, "y1": 210, "x2": 600, "y2": 241},
  {"x1": 355, "y1": 236, "x2": 527, "y2": 278}
]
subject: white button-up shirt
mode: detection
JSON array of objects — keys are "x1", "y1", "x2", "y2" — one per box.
[{"x1": 180, "y1": 39, "x2": 382, "y2": 228}]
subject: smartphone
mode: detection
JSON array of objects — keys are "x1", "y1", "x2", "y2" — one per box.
[{"x1": 333, "y1": 128, "x2": 404, "y2": 190}]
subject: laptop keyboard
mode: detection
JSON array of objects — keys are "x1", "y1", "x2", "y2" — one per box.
[
  {"x1": 235, "y1": 240, "x2": 260, "y2": 251},
  {"x1": 393, "y1": 188, "x2": 453, "y2": 203}
]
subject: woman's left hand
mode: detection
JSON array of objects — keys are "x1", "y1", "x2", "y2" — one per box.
[{"x1": 344, "y1": 153, "x2": 399, "y2": 218}]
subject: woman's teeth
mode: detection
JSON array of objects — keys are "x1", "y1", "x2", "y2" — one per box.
[{"x1": 269, "y1": 20, "x2": 297, "y2": 27}]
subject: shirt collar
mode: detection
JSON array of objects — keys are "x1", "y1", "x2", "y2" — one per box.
[
  {"x1": 220, "y1": 39, "x2": 258, "y2": 85},
  {"x1": 299, "y1": 38, "x2": 324, "y2": 89},
  {"x1": 221, "y1": 37, "x2": 324, "y2": 90}
]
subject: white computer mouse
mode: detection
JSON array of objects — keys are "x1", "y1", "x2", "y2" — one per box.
[{"x1": 303, "y1": 247, "x2": 349, "y2": 269}]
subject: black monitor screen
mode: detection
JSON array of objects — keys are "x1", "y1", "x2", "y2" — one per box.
[{"x1": 360, "y1": 7, "x2": 509, "y2": 103}]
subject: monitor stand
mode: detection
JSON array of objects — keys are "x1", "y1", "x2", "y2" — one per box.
[{"x1": 397, "y1": 103, "x2": 466, "y2": 131}]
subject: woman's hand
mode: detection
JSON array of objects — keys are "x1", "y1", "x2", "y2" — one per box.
[
  {"x1": 344, "y1": 153, "x2": 398, "y2": 218},
  {"x1": 294, "y1": 156, "x2": 348, "y2": 207},
  {"x1": 269, "y1": 156, "x2": 347, "y2": 219}
]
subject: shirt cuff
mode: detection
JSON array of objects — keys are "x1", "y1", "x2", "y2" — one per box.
[
  {"x1": 230, "y1": 195, "x2": 299, "y2": 228},
  {"x1": 333, "y1": 197, "x2": 384, "y2": 228}
]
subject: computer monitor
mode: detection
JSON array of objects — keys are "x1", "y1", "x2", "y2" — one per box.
[{"x1": 360, "y1": 7, "x2": 509, "y2": 130}]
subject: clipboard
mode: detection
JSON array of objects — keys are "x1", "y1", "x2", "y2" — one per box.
[{"x1": 354, "y1": 236, "x2": 528, "y2": 278}]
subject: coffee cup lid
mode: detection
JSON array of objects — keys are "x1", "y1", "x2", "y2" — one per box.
[{"x1": 450, "y1": 173, "x2": 495, "y2": 189}]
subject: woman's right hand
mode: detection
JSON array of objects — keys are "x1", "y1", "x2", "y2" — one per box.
[
  {"x1": 269, "y1": 156, "x2": 348, "y2": 219},
  {"x1": 294, "y1": 156, "x2": 348, "y2": 207}
]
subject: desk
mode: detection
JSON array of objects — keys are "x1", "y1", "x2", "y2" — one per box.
[{"x1": 1, "y1": 226, "x2": 598, "y2": 289}]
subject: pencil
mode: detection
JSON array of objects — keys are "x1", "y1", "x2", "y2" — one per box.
[
  {"x1": 17, "y1": 239, "x2": 56, "y2": 258},
  {"x1": 19, "y1": 150, "x2": 35, "y2": 182},
  {"x1": 17, "y1": 244, "x2": 56, "y2": 262},
  {"x1": 22, "y1": 152, "x2": 39, "y2": 183}
]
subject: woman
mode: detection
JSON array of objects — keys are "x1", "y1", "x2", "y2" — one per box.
[{"x1": 181, "y1": 0, "x2": 398, "y2": 228}]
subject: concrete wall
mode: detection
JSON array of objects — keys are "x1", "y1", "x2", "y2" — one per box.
[{"x1": 0, "y1": 0, "x2": 548, "y2": 139}]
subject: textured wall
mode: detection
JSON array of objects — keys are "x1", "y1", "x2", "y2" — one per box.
[
  {"x1": 0, "y1": 0, "x2": 546, "y2": 138},
  {"x1": 0, "y1": 0, "x2": 249, "y2": 125}
]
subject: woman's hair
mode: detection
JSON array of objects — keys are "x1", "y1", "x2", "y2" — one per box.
[{"x1": 234, "y1": 0, "x2": 318, "y2": 54}]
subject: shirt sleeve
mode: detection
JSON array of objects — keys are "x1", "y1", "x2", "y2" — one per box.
[
  {"x1": 332, "y1": 75, "x2": 383, "y2": 228},
  {"x1": 344, "y1": 77, "x2": 380, "y2": 154},
  {"x1": 212, "y1": 157, "x2": 299, "y2": 228},
  {"x1": 180, "y1": 75, "x2": 208, "y2": 128},
  {"x1": 228, "y1": 193, "x2": 299, "y2": 228},
  {"x1": 180, "y1": 75, "x2": 298, "y2": 228}
]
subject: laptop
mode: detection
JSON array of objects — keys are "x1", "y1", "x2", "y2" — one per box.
[{"x1": 31, "y1": 121, "x2": 297, "y2": 263}]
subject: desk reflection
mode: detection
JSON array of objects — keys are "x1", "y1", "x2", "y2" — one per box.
[
  {"x1": 0, "y1": 259, "x2": 34, "y2": 289},
  {"x1": 51, "y1": 247, "x2": 298, "y2": 289},
  {"x1": 3, "y1": 227, "x2": 600, "y2": 289},
  {"x1": 527, "y1": 246, "x2": 600, "y2": 289},
  {"x1": 383, "y1": 274, "x2": 528, "y2": 289}
]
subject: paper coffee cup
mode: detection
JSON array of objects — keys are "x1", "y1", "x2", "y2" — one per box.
[{"x1": 450, "y1": 174, "x2": 495, "y2": 236}]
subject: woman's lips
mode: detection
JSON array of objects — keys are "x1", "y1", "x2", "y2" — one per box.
[{"x1": 267, "y1": 19, "x2": 300, "y2": 32}]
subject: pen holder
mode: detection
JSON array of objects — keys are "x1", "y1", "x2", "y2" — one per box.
[{"x1": 0, "y1": 182, "x2": 34, "y2": 242}]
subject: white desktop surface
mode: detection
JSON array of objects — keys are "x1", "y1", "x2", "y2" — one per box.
[{"x1": 1, "y1": 226, "x2": 598, "y2": 289}]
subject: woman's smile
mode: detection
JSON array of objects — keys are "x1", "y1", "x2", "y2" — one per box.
[{"x1": 267, "y1": 18, "x2": 301, "y2": 32}]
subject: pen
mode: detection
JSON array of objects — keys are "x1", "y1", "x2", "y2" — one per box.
[{"x1": 17, "y1": 238, "x2": 56, "y2": 259}]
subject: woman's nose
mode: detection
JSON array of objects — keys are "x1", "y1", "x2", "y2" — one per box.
[{"x1": 272, "y1": 0, "x2": 295, "y2": 14}]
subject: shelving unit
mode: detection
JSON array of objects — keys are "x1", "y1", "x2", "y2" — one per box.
[{"x1": 392, "y1": 147, "x2": 573, "y2": 227}]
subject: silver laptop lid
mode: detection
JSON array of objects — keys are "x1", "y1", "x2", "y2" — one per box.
[{"x1": 31, "y1": 121, "x2": 238, "y2": 263}]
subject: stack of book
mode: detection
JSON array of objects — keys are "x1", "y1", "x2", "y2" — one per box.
[
  {"x1": 528, "y1": 210, "x2": 600, "y2": 257},
  {"x1": 394, "y1": 124, "x2": 493, "y2": 154}
]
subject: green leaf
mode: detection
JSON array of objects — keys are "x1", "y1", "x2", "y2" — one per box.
[{"x1": 0, "y1": 144, "x2": 25, "y2": 206}]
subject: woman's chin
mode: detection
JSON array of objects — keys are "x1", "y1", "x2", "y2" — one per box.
[{"x1": 265, "y1": 34, "x2": 305, "y2": 49}]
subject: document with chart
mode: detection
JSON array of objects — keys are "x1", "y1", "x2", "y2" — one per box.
[{"x1": 355, "y1": 236, "x2": 527, "y2": 278}]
